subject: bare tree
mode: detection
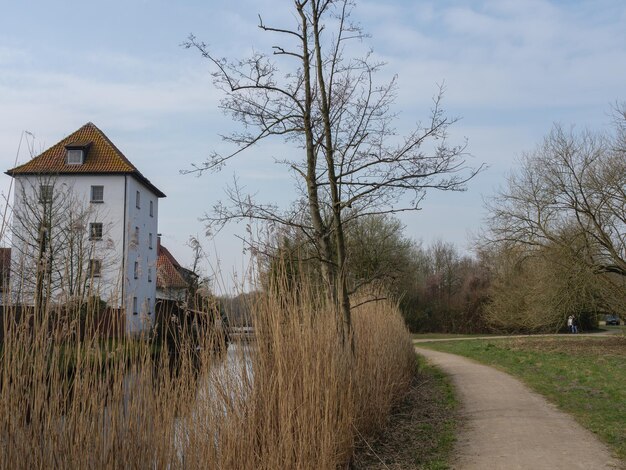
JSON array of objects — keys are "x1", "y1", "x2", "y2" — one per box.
[
  {"x1": 486, "y1": 110, "x2": 626, "y2": 279},
  {"x1": 185, "y1": 0, "x2": 479, "y2": 335}
]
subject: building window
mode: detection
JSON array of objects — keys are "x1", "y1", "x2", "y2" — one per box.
[
  {"x1": 89, "y1": 259, "x2": 101, "y2": 278},
  {"x1": 91, "y1": 185, "x2": 104, "y2": 203},
  {"x1": 149, "y1": 200, "x2": 153, "y2": 217},
  {"x1": 148, "y1": 267, "x2": 152, "y2": 283},
  {"x1": 89, "y1": 223, "x2": 103, "y2": 240},
  {"x1": 133, "y1": 296, "x2": 138, "y2": 315},
  {"x1": 134, "y1": 261, "x2": 139, "y2": 279},
  {"x1": 66, "y1": 149, "x2": 84, "y2": 165},
  {"x1": 134, "y1": 227, "x2": 139, "y2": 246},
  {"x1": 149, "y1": 233, "x2": 153, "y2": 249},
  {"x1": 38, "y1": 221, "x2": 49, "y2": 238},
  {"x1": 136, "y1": 190, "x2": 140, "y2": 209},
  {"x1": 39, "y1": 185, "x2": 53, "y2": 203}
]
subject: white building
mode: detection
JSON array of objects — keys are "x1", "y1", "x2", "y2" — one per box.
[{"x1": 6, "y1": 122, "x2": 166, "y2": 333}]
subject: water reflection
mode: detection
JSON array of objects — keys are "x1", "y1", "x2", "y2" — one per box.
[
  {"x1": 172, "y1": 343, "x2": 255, "y2": 460},
  {"x1": 198, "y1": 342, "x2": 254, "y2": 404}
]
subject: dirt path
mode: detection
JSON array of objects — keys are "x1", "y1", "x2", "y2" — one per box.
[{"x1": 414, "y1": 347, "x2": 622, "y2": 470}]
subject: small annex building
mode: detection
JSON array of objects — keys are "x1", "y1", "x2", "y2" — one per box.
[{"x1": 156, "y1": 236, "x2": 197, "y2": 303}]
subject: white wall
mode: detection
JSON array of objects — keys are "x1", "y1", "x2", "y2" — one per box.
[
  {"x1": 10, "y1": 174, "x2": 126, "y2": 305},
  {"x1": 10, "y1": 173, "x2": 162, "y2": 334},
  {"x1": 123, "y1": 176, "x2": 159, "y2": 333}
]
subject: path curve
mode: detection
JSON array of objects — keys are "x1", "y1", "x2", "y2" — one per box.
[{"x1": 415, "y1": 346, "x2": 622, "y2": 470}]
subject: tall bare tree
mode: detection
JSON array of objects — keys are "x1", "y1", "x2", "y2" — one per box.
[
  {"x1": 185, "y1": 0, "x2": 479, "y2": 335},
  {"x1": 486, "y1": 108, "x2": 626, "y2": 279}
]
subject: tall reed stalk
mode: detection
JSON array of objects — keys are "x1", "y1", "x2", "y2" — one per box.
[{"x1": 0, "y1": 274, "x2": 416, "y2": 468}]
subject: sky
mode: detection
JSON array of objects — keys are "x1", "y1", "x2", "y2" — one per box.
[{"x1": 1, "y1": 0, "x2": 625, "y2": 292}]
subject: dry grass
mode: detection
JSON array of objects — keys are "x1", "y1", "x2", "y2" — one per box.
[{"x1": 0, "y1": 280, "x2": 416, "y2": 468}]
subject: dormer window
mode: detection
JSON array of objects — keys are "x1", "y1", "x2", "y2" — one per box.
[
  {"x1": 64, "y1": 142, "x2": 90, "y2": 165},
  {"x1": 66, "y1": 149, "x2": 84, "y2": 165}
]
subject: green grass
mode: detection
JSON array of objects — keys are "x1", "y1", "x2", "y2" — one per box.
[
  {"x1": 412, "y1": 333, "x2": 495, "y2": 340},
  {"x1": 413, "y1": 357, "x2": 459, "y2": 470},
  {"x1": 600, "y1": 325, "x2": 626, "y2": 334},
  {"x1": 420, "y1": 336, "x2": 626, "y2": 461}
]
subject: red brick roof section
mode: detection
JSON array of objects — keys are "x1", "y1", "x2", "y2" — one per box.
[
  {"x1": 6, "y1": 122, "x2": 166, "y2": 197},
  {"x1": 156, "y1": 244, "x2": 188, "y2": 290}
]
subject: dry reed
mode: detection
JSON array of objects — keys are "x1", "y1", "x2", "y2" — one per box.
[{"x1": 0, "y1": 277, "x2": 416, "y2": 468}]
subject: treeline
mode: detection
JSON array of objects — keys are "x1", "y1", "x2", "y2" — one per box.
[
  {"x1": 259, "y1": 213, "x2": 623, "y2": 335},
  {"x1": 256, "y1": 215, "x2": 489, "y2": 334},
  {"x1": 255, "y1": 104, "x2": 626, "y2": 334},
  {"x1": 400, "y1": 241, "x2": 490, "y2": 333}
]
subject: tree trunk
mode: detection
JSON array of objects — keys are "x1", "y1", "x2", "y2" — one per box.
[
  {"x1": 311, "y1": 0, "x2": 351, "y2": 337},
  {"x1": 297, "y1": 1, "x2": 337, "y2": 307}
]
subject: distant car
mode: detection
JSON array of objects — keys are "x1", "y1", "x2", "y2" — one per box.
[{"x1": 605, "y1": 315, "x2": 621, "y2": 326}]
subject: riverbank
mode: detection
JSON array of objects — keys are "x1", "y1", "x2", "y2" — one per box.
[{"x1": 0, "y1": 288, "x2": 416, "y2": 468}]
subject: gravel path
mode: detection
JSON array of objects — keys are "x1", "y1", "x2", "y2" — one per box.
[{"x1": 414, "y1": 347, "x2": 622, "y2": 470}]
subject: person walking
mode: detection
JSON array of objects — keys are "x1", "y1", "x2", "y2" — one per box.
[
  {"x1": 567, "y1": 315, "x2": 574, "y2": 333},
  {"x1": 572, "y1": 315, "x2": 578, "y2": 334}
]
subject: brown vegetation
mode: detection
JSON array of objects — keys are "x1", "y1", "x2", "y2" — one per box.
[{"x1": 0, "y1": 275, "x2": 415, "y2": 468}]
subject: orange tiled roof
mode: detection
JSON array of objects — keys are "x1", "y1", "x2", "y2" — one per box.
[
  {"x1": 156, "y1": 244, "x2": 189, "y2": 290},
  {"x1": 6, "y1": 122, "x2": 165, "y2": 197}
]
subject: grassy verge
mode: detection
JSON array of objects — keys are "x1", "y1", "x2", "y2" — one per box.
[
  {"x1": 412, "y1": 333, "x2": 494, "y2": 340},
  {"x1": 420, "y1": 336, "x2": 626, "y2": 461},
  {"x1": 600, "y1": 325, "x2": 626, "y2": 334},
  {"x1": 353, "y1": 356, "x2": 459, "y2": 469}
]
